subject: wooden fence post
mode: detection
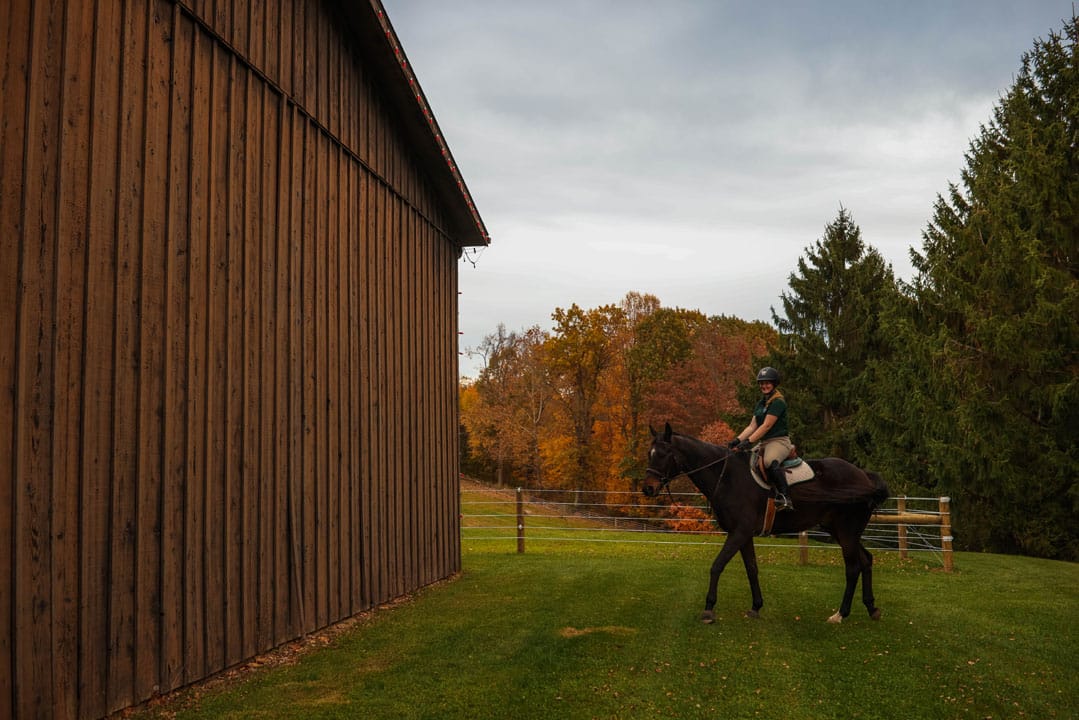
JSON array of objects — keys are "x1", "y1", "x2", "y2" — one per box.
[
  {"x1": 897, "y1": 496, "x2": 908, "y2": 559},
  {"x1": 516, "y1": 487, "x2": 525, "y2": 554},
  {"x1": 799, "y1": 531, "x2": 809, "y2": 565},
  {"x1": 940, "y1": 496, "x2": 953, "y2": 572}
]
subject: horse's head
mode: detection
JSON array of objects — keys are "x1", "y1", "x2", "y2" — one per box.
[{"x1": 642, "y1": 423, "x2": 682, "y2": 497}]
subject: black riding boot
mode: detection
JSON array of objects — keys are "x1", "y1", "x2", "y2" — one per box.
[{"x1": 767, "y1": 461, "x2": 794, "y2": 511}]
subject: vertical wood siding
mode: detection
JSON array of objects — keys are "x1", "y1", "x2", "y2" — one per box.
[{"x1": 0, "y1": 1, "x2": 465, "y2": 717}]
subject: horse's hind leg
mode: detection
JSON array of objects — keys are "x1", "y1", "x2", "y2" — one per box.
[
  {"x1": 829, "y1": 533, "x2": 862, "y2": 624},
  {"x1": 860, "y1": 544, "x2": 881, "y2": 620}
]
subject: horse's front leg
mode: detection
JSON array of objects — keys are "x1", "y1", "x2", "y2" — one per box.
[
  {"x1": 739, "y1": 540, "x2": 764, "y2": 618},
  {"x1": 702, "y1": 532, "x2": 752, "y2": 624}
]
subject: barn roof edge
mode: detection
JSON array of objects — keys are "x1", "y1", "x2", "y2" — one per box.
[{"x1": 336, "y1": 0, "x2": 491, "y2": 248}]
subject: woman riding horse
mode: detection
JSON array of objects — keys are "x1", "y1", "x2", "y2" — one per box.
[
  {"x1": 729, "y1": 366, "x2": 794, "y2": 510},
  {"x1": 643, "y1": 423, "x2": 888, "y2": 623}
]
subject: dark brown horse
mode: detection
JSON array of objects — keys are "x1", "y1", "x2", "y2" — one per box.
[{"x1": 642, "y1": 423, "x2": 889, "y2": 623}]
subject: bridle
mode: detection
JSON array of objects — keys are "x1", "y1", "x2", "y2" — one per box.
[{"x1": 645, "y1": 445, "x2": 733, "y2": 502}]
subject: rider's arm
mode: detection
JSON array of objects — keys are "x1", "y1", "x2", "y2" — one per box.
[
  {"x1": 747, "y1": 414, "x2": 777, "y2": 443},
  {"x1": 736, "y1": 417, "x2": 759, "y2": 442}
]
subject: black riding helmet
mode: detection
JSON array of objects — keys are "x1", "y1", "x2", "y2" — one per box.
[{"x1": 756, "y1": 366, "x2": 780, "y2": 385}]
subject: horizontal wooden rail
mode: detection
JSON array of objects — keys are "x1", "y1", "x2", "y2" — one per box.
[{"x1": 869, "y1": 512, "x2": 940, "y2": 524}]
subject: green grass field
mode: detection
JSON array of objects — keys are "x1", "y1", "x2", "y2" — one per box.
[{"x1": 130, "y1": 509, "x2": 1078, "y2": 719}]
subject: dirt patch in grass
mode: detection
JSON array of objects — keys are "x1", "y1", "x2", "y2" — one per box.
[{"x1": 558, "y1": 626, "x2": 638, "y2": 638}]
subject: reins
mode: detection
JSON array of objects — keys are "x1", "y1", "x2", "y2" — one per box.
[{"x1": 646, "y1": 449, "x2": 733, "y2": 504}]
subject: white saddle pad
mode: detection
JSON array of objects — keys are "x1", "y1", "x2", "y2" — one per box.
[{"x1": 749, "y1": 451, "x2": 815, "y2": 490}]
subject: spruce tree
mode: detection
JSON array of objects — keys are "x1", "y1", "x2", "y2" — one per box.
[
  {"x1": 865, "y1": 16, "x2": 1078, "y2": 559},
  {"x1": 766, "y1": 208, "x2": 896, "y2": 459}
]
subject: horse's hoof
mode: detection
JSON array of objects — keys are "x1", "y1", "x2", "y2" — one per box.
[
  {"x1": 827, "y1": 611, "x2": 843, "y2": 624},
  {"x1": 870, "y1": 608, "x2": 882, "y2": 621},
  {"x1": 700, "y1": 610, "x2": 715, "y2": 624},
  {"x1": 744, "y1": 609, "x2": 760, "y2": 619}
]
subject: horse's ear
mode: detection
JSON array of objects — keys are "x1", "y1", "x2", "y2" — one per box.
[
  {"x1": 649, "y1": 424, "x2": 657, "y2": 438},
  {"x1": 663, "y1": 422, "x2": 672, "y2": 441}
]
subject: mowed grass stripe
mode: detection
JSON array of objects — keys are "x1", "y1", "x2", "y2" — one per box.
[{"x1": 127, "y1": 528, "x2": 1078, "y2": 720}]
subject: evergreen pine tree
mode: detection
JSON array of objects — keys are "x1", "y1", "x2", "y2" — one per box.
[
  {"x1": 864, "y1": 16, "x2": 1078, "y2": 559},
  {"x1": 766, "y1": 208, "x2": 896, "y2": 459}
]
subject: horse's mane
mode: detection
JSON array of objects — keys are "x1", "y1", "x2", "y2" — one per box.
[{"x1": 670, "y1": 431, "x2": 726, "y2": 454}]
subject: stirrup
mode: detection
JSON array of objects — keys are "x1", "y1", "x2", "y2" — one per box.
[{"x1": 775, "y1": 494, "x2": 794, "y2": 511}]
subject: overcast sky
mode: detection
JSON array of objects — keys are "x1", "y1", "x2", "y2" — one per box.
[{"x1": 382, "y1": 1, "x2": 1073, "y2": 379}]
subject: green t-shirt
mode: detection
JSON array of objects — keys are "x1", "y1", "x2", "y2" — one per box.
[{"x1": 752, "y1": 391, "x2": 789, "y2": 439}]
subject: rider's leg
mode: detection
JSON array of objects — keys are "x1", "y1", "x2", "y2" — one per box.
[
  {"x1": 767, "y1": 460, "x2": 794, "y2": 510},
  {"x1": 760, "y1": 438, "x2": 795, "y2": 510}
]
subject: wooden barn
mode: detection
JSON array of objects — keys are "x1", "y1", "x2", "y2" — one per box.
[{"x1": 0, "y1": 1, "x2": 489, "y2": 717}]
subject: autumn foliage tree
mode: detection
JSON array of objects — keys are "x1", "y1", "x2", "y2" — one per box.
[
  {"x1": 461, "y1": 324, "x2": 552, "y2": 486},
  {"x1": 544, "y1": 303, "x2": 627, "y2": 497},
  {"x1": 645, "y1": 315, "x2": 776, "y2": 438},
  {"x1": 460, "y1": 295, "x2": 777, "y2": 496}
]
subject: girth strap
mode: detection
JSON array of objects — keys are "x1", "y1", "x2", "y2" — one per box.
[{"x1": 760, "y1": 498, "x2": 777, "y2": 536}]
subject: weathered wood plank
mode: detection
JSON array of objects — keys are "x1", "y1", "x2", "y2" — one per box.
[
  {"x1": 374, "y1": 181, "x2": 389, "y2": 605},
  {"x1": 183, "y1": 24, "x2": 212, "y2": 686},
  {"x1": 278, "y1": 0, "x2": 294, "y2": 98},
  {"x1": 358, "y1": 169, "x2": 373, "y2": 612},
  {"x1": 273, "y1": 92, "x2": 292, "y2": 645},
  {"x1": 287, "y1": 103, "x2": 306, "y2": 637},
  {"x1": 403, "y1": 208, "x2": 416, "y2": 591},
  {"x1": 265, "y1": 0, "x2": 279, "y2": 86},
  {"x1": 161, "y1": 2, "x2": 194, "y2": 694},
  {"x1": 133, "y1": 0, "x2": 174, "y2": 704},
  {"x1": 106, "y1": 1, "x2": 153, "y2": 711},
  {"x1": 223, "y1": 52, "x2": 245, "y2": 671},
  {"x1": 15, "y1": 1, "x2": 63, "y2": 714},
  {"x1": 314, "y1": 130, "x2": 329, "y2": 628},
  {"x1": 211, "y1": 0, "x2": 229, "y2": 47},
  {"x1": 258, "y1": 79, "x2": 278, "y2": 649},
  {"x1": 79, "y1": 0, "x2": 124, "y2": 714},
  {"x1": 301, "y1": 117, "x2": 317, "y2": 634},
  {"x1": 52, "y1": 0, "x2": 96, "y2": 714},
  {"x1": 303, "y1": 0, "x2": 316, "y2": 114},
  {"x1": 202, "y1": 38, "x2": 229, "y2": 679},
  {"x1": 0, "y1": 0, "x2": 27, "y2": 704},
  {"x1": 326, "y1": 141, "x2": 341, "y2": 624},
  {"x1": 347, "y1": 159, "x2": 361, "y2": 613},
  {"x1": 391, "y1": 194, "x2": 404, "y2": 600}
]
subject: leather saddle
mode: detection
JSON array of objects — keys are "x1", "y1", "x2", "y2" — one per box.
[{"x1": 749, "y1": 446, "x2": 815, "y2": 490}]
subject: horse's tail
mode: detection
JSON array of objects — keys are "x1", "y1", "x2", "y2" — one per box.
[{"x1": 866, "y1": 471, "x2": 890, "y2": 511}]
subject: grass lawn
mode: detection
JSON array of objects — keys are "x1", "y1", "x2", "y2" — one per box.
[{"x1": 128, "y1": 529, "x2": 1078, "y2": 720}]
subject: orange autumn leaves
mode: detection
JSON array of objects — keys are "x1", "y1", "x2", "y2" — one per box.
[{"x1": 460, "y1": 293, "x2": 775, "y2": 494}]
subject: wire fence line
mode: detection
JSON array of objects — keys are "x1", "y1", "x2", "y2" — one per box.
[{"x1": 461, "y1": 486, "x2": 954, "y2": 570}]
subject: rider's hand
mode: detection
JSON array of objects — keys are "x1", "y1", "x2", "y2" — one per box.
[
  {"x1": 727, "y1": 438, "x2": 741, "y2": 448},
  {"x1": 735, "y1": 438, "x2": 751, "y2": 451}
]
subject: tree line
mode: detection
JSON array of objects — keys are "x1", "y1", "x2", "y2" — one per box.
[{"x1": 460, "y1": 16, "x2": 1077, "y2": 560}]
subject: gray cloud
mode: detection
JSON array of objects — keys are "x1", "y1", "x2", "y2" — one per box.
[{"x1": 383, "y1": 0, "x2": 1073, "y2": 377}]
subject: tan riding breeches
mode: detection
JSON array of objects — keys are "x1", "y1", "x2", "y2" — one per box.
[{"x1": 757, "y1": 436, "x2": 793, "y2": 466}]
